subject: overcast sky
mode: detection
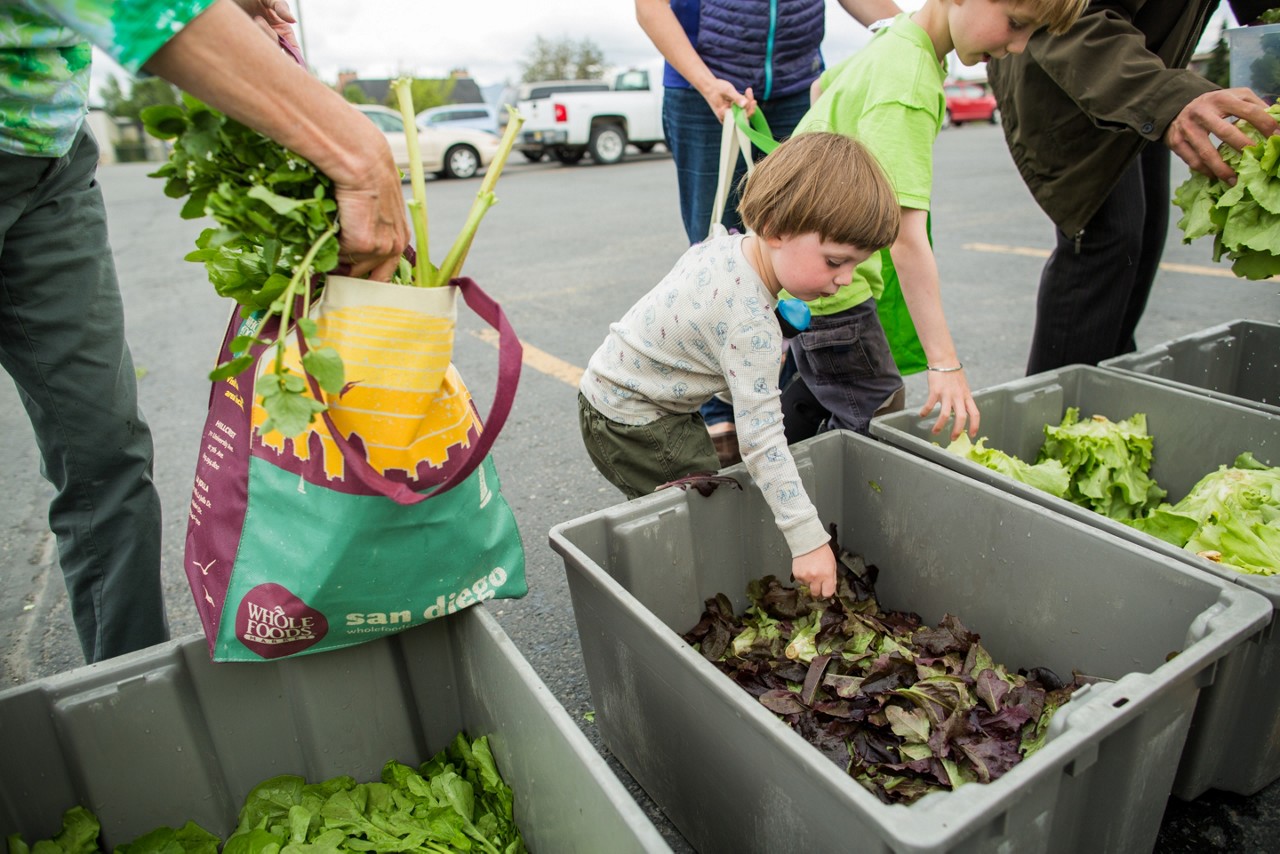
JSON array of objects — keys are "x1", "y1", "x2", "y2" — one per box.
[{"x1": 91, "y1": 0, "x2": 1239, "y2": 102}]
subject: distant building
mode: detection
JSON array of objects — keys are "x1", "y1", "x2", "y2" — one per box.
[{"x1": 335, "y1": 69, "x2": 484, "y2": 105}]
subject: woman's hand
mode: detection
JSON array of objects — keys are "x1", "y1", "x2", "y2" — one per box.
[
  {"x1": 699, "y1": 80, "x2": 756, "y2": 122},
  {"x1": 233, "y1": 0, "x2": 299, "y2": 46}
]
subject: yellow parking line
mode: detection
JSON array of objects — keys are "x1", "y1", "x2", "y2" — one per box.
[
  {"x1": 471, "y1": 328, "x2": 583, "y2": 387},
  {"x1": 963, "y1": 242, "x2": 1238, "y2": 279}
]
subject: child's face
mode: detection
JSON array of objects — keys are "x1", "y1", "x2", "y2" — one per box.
[
  {"x1": 950, "y1": 0, "x2": 1039, "y2": 66},
  {"x1": 764, "y1": 233, "x2": 873, "y2": 302}
]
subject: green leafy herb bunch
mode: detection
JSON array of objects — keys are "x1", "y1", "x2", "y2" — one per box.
[
  {"x1": 143, "y1": 94, "x2": 347, "y2": 436},
  {"x1": 142, "y1": 83, "x2": 523, "y2": 437}
]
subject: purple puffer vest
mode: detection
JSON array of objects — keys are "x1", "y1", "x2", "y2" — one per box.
[{"x1": 664, "y1": 0, "x2": 826, "y2": 100}]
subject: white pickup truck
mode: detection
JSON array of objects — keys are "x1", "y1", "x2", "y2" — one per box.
[{"x1": 516, "y1": 64, "x2": 665, "y2": 166}]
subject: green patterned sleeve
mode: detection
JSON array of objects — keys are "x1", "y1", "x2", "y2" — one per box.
[{"x1": 34, "y1": 0, "x2": 219, "y2": 73}]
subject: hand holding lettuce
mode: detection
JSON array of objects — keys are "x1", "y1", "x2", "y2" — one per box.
[{"x1": 1173, "y1": 101, "x2": 1280, "y2": 280}]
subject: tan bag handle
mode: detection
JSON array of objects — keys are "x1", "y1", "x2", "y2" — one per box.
[{"x1": 708, "y1": 109, "x2": 756, "y2": 238}]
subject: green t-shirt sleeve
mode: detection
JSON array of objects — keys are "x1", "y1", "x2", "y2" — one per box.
[
  {"x1": 817, "y1": 55, "x2": 855, "y2": 94},
  {"x1": 851, "y1": 101, "x2": 936, "y2": 211},
  {"x1": 34, "y1": 0, "x2": 218, "y2": 73}
]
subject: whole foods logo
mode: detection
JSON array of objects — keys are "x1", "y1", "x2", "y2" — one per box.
[{"x1": 236, "y1": 583, "x2": 329, "y2": 659}]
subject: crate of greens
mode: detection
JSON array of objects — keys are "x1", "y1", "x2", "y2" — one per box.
[
  {"x1": 870, "y1": 363, "x2": 1280, "y2": 798},
  {"x1": 0, "y1": 608, "x2": 671, "y2": 854},
  {"x1": 549, "y1": 430, "x2": 1269, "y2": 854},
  {"x1": 1099, "y1": 319, "x2": 1280, "y2": 417}
]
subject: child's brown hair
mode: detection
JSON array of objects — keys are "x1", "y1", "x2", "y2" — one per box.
[
  {"x1": 737, "y1": 131, "x2": 900, "y2": 252},
  {"x1": 1026, "y1": 0, "x2": 1089, "y2": 36}
]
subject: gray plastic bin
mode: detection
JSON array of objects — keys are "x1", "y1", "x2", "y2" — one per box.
[
  {"x1": 1098, "y1": 319, "x2": 1280, "y2": 416},
  {"x1": 0, "y1": 606, "x2": 671, "y2": 854},
  {"x1": 870, "y1": 364, "x2": 1280, "y2": 799},
  {"x1": 549, "y1": 430, "x2": 1270, "y2": 854}
]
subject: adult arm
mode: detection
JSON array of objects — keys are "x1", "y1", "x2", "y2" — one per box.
[
  {"x1": 1023, "y1": 3, "x2": 1277, "y2": 181},
  {"x1": 833, "y1": 0, "x2": 903, "y2": 27},
  {"x1": 888, "y1": 208, "x2": 979, "y2": 440},
  {"x1": 634, "y1": 0, "x2": 755, "y2": 120},
  {"x1": 811, "y1": 3, "x2": 902, "y2": 104},
  {"x1": 144, "y1": 0, "x2": 409, "y2": 280}
]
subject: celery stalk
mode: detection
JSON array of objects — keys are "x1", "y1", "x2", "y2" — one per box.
[
  {"x1": 434, "y1": 106, "x2": 525, "y2": 285},
  {"x1": 390, "y1": 83, "x2": 524, "y2": 288},
  {"x1": 392, "y1": 78, "x2": 435, "y2": 287}
]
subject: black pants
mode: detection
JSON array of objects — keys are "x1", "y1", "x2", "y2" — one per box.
[{"x1": 1026, "y1": 144, "x2": 1170, "y2": 375}]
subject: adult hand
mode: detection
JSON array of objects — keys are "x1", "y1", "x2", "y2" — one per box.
[
  {"x1": 699, "y1": 79, "x2": 756, "y2": 122},
  {"x1": 1164, "y1": 88, "x2": 1279, "y2": 184},
  {"x1": 792, "y1": 543, "x2": 837, "y2": 599},
  {"x1": 234, "y1": 0, "x2": 299, "y2": 46},
  {"x1": 919, "y1": 369, "x2": 980, "y2": 440},
  {"x1": 332, "y1": 164, "x2": 412, "y2": 281}
]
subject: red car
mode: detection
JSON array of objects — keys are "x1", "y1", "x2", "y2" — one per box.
[{"x1": 943, "y1": 81, "x2": 1000, "y2": 128}]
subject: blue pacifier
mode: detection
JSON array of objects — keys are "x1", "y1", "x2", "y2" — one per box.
[{"x1": 775, "y1": 299, "x2": 811, "y2": 338}]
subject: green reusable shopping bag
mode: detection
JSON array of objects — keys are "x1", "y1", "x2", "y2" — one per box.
[
  {"x1": 732, "y1": 107, "x2": 928, "y2": 375},
  {"x1": 184, "y1": 276, "x2": 526, "y2": 662}
]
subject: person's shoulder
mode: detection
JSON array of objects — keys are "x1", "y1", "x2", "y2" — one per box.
[{"x1": 664, "y1": 231, "x2": 747, "y2": 289}]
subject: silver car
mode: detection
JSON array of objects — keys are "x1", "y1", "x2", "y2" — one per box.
[{"x1": 356, "y1": 104, "x2": 501, "y2": 180}]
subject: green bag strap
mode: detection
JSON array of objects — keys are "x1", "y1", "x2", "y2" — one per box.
[{"x1": 732, "y1": 104, "x2": 779, "y2": 155}]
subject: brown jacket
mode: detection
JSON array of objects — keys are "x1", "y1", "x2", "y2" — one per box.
[{"x1": 988, "y1": 1, "x2": 1266, "y2": 236}]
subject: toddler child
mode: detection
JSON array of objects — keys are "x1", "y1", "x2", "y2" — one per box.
[{"x1": 578, "y1": 132, "x2": 901, "y2": 598}]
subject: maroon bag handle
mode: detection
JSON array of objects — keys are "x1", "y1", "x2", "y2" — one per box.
[
  {"x1": 277, "y1": 34, "x2": 306, "y2": 67},
  {"x1": 299, "y1": 277, "x2": 522, "y2": 505}
]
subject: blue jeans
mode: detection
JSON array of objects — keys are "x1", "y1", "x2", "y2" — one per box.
[{"x1": 664, "y1": 86, "x2": 811, "y2": 426}]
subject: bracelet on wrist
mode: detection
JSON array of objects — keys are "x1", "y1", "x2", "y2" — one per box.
[{"x1": 926, "y1": 363, "x2": 963, "y2": 373}]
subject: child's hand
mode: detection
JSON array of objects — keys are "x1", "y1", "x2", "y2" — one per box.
[
  {"x1": 792, "y1": 544, "x2": 836, "y2": 598},
  {"x1": 919, "y1": 369, "x2": 980, "y2": 440}
]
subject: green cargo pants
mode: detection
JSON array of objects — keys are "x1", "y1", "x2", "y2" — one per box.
[{"x1": 0, "y1": 127, "x2": 168, "y2": 663}]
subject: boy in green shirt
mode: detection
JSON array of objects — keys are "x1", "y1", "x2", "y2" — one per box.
[{"x1": 790, "y1": 0, "x2": 1085, "y2": 440}]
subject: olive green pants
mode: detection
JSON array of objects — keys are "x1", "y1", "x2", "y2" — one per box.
[
  {"x1": 0, "y1": 128, "x2": 167, "y2": 662},
  {"x1": 578, "y1": 393, "x2": 720, "y2": 500}
]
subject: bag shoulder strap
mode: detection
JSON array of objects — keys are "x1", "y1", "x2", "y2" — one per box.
[
  {"x1": 302, "y1": 277, "x2": 522, "y2": 505},
  {"x1": 708, "y1": 105, "x2": 783, "y2": 238},
  {"x1": 708, "y1": 106, "x2": 756, "y2": 237}
]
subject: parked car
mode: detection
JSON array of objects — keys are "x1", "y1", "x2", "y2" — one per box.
[
  {"x1": 416, "y1": 103, "x2": 501, "y2": 136},
  {"x1": 355, "y1": 104, "x2": 500, "y2": 179},
  {"x1": 498, "y1": 79, "x2": 613, "y2": 161},
  {"x1": 942, "y1": 81, "x2": 1000, "y2": 128},
  {"x1": 516, "y1": 64, "x2": 664, "y2": 166}
]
